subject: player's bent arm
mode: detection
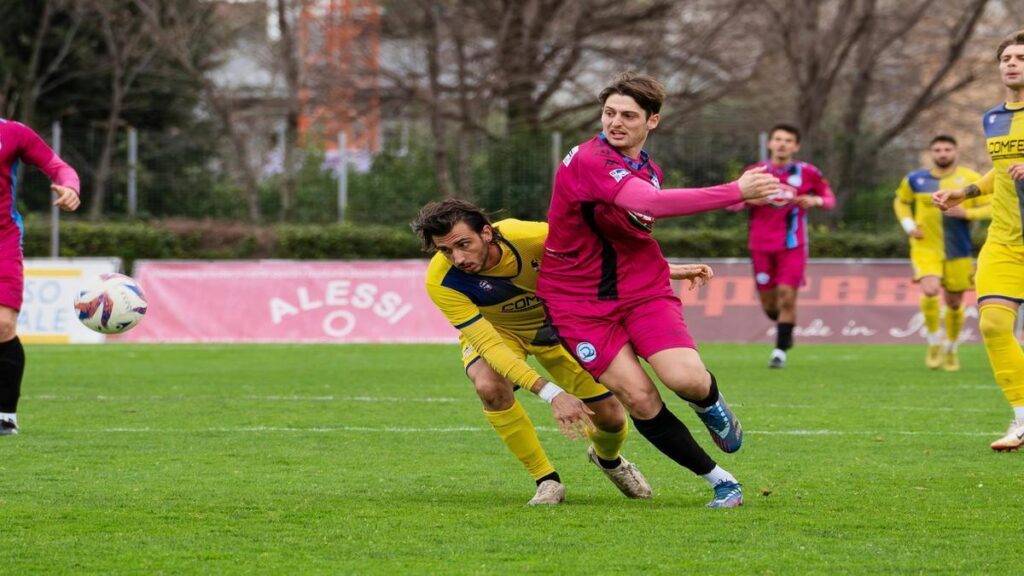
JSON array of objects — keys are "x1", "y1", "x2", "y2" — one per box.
[
  {"x1": 965, "y1": 202, "x2": 992, "y2": 221},
  {"x1": 816, "y1": 178, "x2": 837, "y2": 210},
  {"x1": 893, "y1": 198, "x2": 916, "y2": 234},
  {"x1": 971, "y1": 169, "x2": 995, "y2": 196},
  {"x1": 15, "y1": 122, "x2": 80, "y2": 193},
  {"x1": 458, "y1": 317, "x2": 548, "y2": 392}
]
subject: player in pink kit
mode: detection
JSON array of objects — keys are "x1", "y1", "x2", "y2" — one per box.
[
  {"x1": 0, "y1": 119, "x2": 81, "y2": 435},
  {"x1": 730, "y1": 124, "x2": 835, "y2": 369},
  {"x1": 538, "y1": 73, "x2": 778, "y2": 508}
]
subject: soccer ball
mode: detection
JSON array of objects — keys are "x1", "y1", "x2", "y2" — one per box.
[{"x1": 73, "y1": 273, "x2": 148, "y2": 334}]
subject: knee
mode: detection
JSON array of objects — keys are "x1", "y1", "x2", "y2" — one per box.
[
  {"x1": 590, "y1": 400, "x2": 627, "y2": 432},
  {"x1": 661, "y1": 366, "x2": 710, "y2": 399},
  {"x1": 946, "y1": 295, "x2": 963, "y2": 309},
  {"x1": 979, "y1": 308, "x2": 1014, "y2": 340},
  {"x1": 619, "y1": 386, "x2": 663, "y2": 420},
  {"x1": 472, "y1": 373, "x2": 514, "y2": 411}
]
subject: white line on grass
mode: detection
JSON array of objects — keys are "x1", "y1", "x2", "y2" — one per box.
[{"x1": 91, "y1": 426, "x2": 1002, "y2": 436}]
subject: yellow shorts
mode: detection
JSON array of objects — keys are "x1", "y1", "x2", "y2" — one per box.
[
  {"x1": 976, "y1": 242, "x2": 1024, "y2": 303},
  {"x1": 911, "y1": 249, "x2": 975, "y2": 293},
  {"x1": 459, "y1": 330, "x2": 611, "y2": 402}
]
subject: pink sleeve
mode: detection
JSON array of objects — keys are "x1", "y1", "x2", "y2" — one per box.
[
  {"x1": 14, "y1": 123, "x2": 80, "y2": 193},
  {"x1": 611, "y1": 176, "x2": 743, "y2": 218},
  {"x1": 811, "y1": 167, "x2": 835, "y2": 210}
]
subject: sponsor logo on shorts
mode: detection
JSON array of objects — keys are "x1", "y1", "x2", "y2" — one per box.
[
  {"x1": 576, "y1": 342, "x2": 597, "y2": 363},
  {"x1": 462, "y1": 345, "x2": 474, "y2": 358},
  {"x1": 609, "y1": 168, "x2": 630, "y2": 182},
  {"x1": 756, "y1": 272, "x2": 771, "y2": 285}
]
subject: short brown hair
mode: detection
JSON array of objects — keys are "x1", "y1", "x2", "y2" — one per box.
[
  {"x1": 410, "y1": 199, "x2": 498, "y2": 253},
  {"x1": 996, "y1": 29, "x2": 1024, "y2": 61},
  {"x1": 598, "y1": 72, "x2": 666, "y2": 118},
  {"x1": 769, "y1": 123, "x2": 801, "y2": 143},
  {"x1": 930, "y1": 134, "x2": 957, "y2": 147}
]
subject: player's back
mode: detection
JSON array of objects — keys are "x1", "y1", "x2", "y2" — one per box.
[{"x1": 982, "y1": 102, "x2": 1024, "y2": 245}]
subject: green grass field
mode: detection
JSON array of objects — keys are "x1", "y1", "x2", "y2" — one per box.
[{"x1": 4, "y1": 343, "x2": 1023, "y2": 574}]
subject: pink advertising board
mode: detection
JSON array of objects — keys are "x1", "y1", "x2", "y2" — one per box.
[
  {"x1": 123, "y1": 260, "x2": 454, "y2": 343},
  {"x1": 123, "y1": 259, "x2": 999, "y2": 344}
]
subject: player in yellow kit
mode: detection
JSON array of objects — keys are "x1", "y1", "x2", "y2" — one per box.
[
  {"x1": 894, "y1": 135, "x2": 988, "y2": 371},
  {"x1": 934, "y1": 30, "x2": 1024, "y2": 451}
]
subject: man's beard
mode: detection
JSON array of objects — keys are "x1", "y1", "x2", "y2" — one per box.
[{"x1": 934, "y1": 159, "x2": 954, "y2": 169}]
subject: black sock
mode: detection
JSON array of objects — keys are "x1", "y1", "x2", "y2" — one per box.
[
  {"x1": 536, "y1": 471, "x2": 561, "y2": 486},
  {"x1": 776, "y1": 322, "x2": 794, "y2": 351},
  {"x1": 631, "y1": 403, "x2": 715, "y2": 476},
  {"x1": 596, "y1": 455, "x2": 622, "y2": 469},
  {"x1": 0, "y1": 336, "x2": 25, "y2": 413},
  {"x1": 690, "y1": 371, "x2": 720, "y2": 409}
]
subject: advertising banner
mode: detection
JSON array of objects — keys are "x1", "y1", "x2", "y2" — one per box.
[
  {"x1": 673, "y1": 259, "x2": 984, "y2": 344},
  {"x1": 124, "y1": 259, "x2": 1003, "y2": 345},
  {"x1": 20, "y1": 258, "x2": 121, "y2": 344},
  {"x1": 123, "y1": 260, "x2": 453, "y2": 343}
]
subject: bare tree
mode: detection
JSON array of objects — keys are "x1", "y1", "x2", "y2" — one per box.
[
  {"x1": 133, "y1": 0, "x2": 265, "y2": 222},
  {"x1": 273, "y1": 0, "x2": 306, "y2": 222},
  {"x1": 83, "y1": 0, "x2": 159, "y2": 219}
]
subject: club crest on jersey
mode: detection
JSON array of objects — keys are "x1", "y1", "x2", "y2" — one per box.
[
  {"x1": 531, "y1": 258, "x2": 540, "y2": 272},
  {"x1": 576, "y1": 342, "x2": 598, "y2": 363},
  {"x1": 478, "y1": 280, "x2": 493, "y2": 291},
  {"x1": 767, "y1": 183, "x2": 797, "y2": 207},
  {"x1": 916, "y1": 177, "x2": 926, "y2": 186},
  {"x1": 562, "y1": 145, "x2": 579, "y2": 167},
  {"x1": 609, "y1": 168, "x2": 630, "y2": 182}
]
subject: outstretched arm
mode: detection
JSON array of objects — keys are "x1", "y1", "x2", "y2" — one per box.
[{"x1": 612, "y1": 166, "x2": 778, "y2": 219}]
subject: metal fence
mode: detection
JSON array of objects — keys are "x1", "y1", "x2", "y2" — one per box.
[{"x1": 18, "y1": 121, "x2": 915, "y2": 231}]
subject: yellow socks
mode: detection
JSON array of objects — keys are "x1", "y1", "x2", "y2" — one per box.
[
  {"x1": 921, "y1": 295, "x2": 941, "y2": 340},
  {"x1": 979, "y1": 305, "x2": 1024, "y2": 407},
  {"x1": 586, "y1": 419, "x2": 628, "y2": 462},
  {"x1": 484, "y1": 400, "x2": 555, "y2": 481},
  {"x1": 945, "y1": 305, "x2": 964, "y2": 348}
]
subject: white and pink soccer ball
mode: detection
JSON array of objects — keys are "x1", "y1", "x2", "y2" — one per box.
[{"x1": 73, "y1": 273, "x2": 148, "y2": 334}]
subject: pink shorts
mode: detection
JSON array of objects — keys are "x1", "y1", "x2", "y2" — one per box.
[
  {"x1": 0, "y1": 227, "x2": 22, "y2": 311},
  {"x1": 751, "y1": 247, "x2": 806, "y2": 292},
  {"x1": 545, "y1": 295, "x2": 696, "y2": 379}
]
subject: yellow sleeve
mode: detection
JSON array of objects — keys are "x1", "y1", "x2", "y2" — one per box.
[
  {"x1": 893, "y1": 177, "x2": 914, "y2": 220},
  {"x1": 972, "y1": 169, "x2": 995, "y2": 196},
  {"x1": 425, "y1": 281, "x2": 543, "y2": 390},
  {"x1": 964, "y1": 198, "x2": 992, "y2": 221},
  {"x1": 460, "y1": 317, "x2": 543, "y2": 390}
]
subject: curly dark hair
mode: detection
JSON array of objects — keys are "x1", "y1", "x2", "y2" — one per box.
[{"x1": 410, "y1": 199, "x2": 502, "y2": 253}]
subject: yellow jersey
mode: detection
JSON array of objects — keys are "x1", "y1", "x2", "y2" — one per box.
[
  {"x1": 894, "y1": 166, "x2": 988, "y2": 258},
  {"x1": 976, "y1": 101, "x2": 1024, "y2": 245},
  {"x1": 425, "y1": 219, "x2": 553, "y2": 389}
]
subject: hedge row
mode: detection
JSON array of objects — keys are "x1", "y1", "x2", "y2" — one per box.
[{"x1": 22, "y1": 220, "x2": 926, "y2": 271}]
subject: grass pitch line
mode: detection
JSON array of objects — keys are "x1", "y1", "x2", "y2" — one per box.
[{"x1": 91, "y1": 426, "x2": 1002, "y2": 436}]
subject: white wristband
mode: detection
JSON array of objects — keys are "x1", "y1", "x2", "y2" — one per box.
[
  {"x1": 538, "y1": 382, "x2": 564, "y2": 404},
  {"x1": 900, "y1": 217, "x2": 917, "y2": 234}
]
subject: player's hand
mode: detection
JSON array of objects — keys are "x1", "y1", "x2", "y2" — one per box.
[
  {"x1": 52, "y1": 185, "x2": 80, "y2": 212},
  {"x1": 793, "y1": 195, "x2": 822, "y2": 209},
  {"x1": 943, "y1": 205, "x2": 968, "y2": 219},
  {"x1": 907, "y1": 228, "x2": 924, "y2": 239},
  {"x1": 549, "y1": 393, "x2": 595, "y2": 441},
  {"x1": 669, "y1": 263, "x2": 714, "y2": 290},
  {"x1": 1009, "y1": 163, "x2": 1024, "y2": 181},
  {"x1": 932, "y1": 189, "x2": 965, "y2": 211},
  {"x1": 737, "y1": 166, "x2": 779, "y2": 200}
]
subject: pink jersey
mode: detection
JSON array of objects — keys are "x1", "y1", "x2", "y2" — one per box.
[
  {"x1": 0, "y1": 119, "x2": 79, "y2": 235},
  {"x1": 538, "y1": 134, "x2": 674, "y2": 303},
  {"x1": 735, "y1": 160, "x2": 833, "y2": 252}
]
